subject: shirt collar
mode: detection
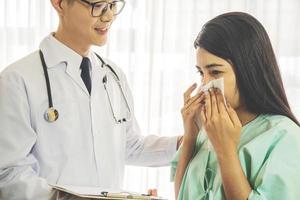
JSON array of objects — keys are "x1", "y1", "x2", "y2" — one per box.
[{"x1": 39, "y1": 33, "x2": 93, "y2": 70}]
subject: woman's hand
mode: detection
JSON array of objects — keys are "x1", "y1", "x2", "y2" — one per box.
[
  {"x1": 200, "y1": 88, "x2": 242, "y2": 157},
  {"x1": 175, "y1": 83, "x2": 205, "y2": 200},
  {"x1": 181, "y1": 83, "x2": 205, "y2": 140},
  {"x1": 199, "y1": 88, "x2": 253, "y2": 200}
]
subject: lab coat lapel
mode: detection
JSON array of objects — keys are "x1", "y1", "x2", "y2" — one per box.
[
  {"x1": 39, "y1": 35, "x2": 91, "y2": 96},
  {"x1": 65, "y1": 63, "x2": 90, "y2": 96}
]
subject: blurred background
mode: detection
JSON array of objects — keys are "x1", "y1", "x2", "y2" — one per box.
[{"x1": 1, "y1": 0, "x2": 299, "y2": 199}]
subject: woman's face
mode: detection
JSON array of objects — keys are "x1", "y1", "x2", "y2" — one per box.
[{"x1": 196, "y1": 47, "x2": 241, "y2": 109}]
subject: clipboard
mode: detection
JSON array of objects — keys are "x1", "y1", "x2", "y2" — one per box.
[{"x1": 50, "y1": 184, "x2": 167, "y2": 200}]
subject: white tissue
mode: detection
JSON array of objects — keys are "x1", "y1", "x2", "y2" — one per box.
[{"x1": 197, "y1": 77, "x2": 225, "y2": 96}]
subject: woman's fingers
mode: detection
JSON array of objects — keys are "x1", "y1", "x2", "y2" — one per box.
[
  {"x1": 200, "y1": 104, "x2": 207, "y2": 123},
  {"x1": 205, "y1": 90, "x2": 212, "y2": 120},
  {"x1": 182, "y1": 93, "x2": 204, "y2": 120},
  {"x1": 183, "y1": 95, "x2": 203, "y2": 116},
  {"x1": 183, "y1": 83, "x2": 197, "y2": 104},
  {"x1": 190, "y1": 97, "x2": 203, "y2": 111},
  {"x1": 215, "y1": 88, "x2": 226, "y2": 114},
  {"x1": 210, "y1": 88, "x2": 219, "y2": 115},
  {"x1": 227, "y1": 103, "x2": 242, "y2": 127},
  {"x1": 184, "y1": 91, "x2": 205, "y2": 110}
]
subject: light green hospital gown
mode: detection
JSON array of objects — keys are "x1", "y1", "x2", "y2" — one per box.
[{"x1": 171, "y1": 114, "x2": 300, "y2": 200}]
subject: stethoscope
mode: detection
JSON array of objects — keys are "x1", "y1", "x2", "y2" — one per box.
[{"x1": 39, "y1": 50, "x2": 131, "y2": 124}]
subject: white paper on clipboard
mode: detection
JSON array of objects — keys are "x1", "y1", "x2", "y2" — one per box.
[{"x1": 50, "y1": 184, "x2": 167, "y2": 200}]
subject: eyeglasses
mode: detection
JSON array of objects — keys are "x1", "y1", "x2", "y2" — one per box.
[{"x1": 79, "y1": 0, "x2": 126, "y2": 17}]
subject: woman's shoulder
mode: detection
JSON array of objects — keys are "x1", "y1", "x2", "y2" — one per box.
[
  {"x1": 241, "y1": 115, "x2": 300, "y2": 198},
  {"x1": 240, "y1": 114, "x2": 300, "y2": 158},
  {"x1": 262, "y1": 114, "x2": 298, "y2": 126},
  {"x1": 260, "y1": 114, "x2": 300, "y2": 136},
  {"x1": 265, "y1": 114, "x2": 300, "y2": 144},
  {"x1": 242, "y1": 114, "x2": 300, "y2": 141}
]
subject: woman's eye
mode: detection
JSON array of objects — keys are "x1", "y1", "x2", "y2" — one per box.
[{"x1": 211, "y1": 70, "x2": 222, "y2": 75}]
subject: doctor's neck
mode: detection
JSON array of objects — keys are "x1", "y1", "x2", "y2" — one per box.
[{"x1": 54, "y1": 27, "x2": 91, "y2": 57}]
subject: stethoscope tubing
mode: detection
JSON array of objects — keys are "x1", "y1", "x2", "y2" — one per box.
[
  {"x1": 39, "y1": 50, "x2": 53, "y2": 108},
  {"x1": 39, "y1": 50, "x2": 131, "y2": 123}
]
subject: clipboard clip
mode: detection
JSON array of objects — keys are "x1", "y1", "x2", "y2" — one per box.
[{"x1": 101, "y1": 191, "x2": 109, "y2": 197}]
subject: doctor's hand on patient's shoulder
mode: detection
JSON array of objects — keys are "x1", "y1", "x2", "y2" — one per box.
[
  {"x1": 181, "y1": 83, "x2": 205, "y2": 141},
  {"x1": 200, "y1": 88, "x2": 242, "y2": 157}
]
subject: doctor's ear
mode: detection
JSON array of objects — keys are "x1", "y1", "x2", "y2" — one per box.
[{"x1": 50, "y1": 0, "x2": 67, "y2": 16}]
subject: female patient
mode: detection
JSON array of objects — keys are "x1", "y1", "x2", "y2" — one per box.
[{"x1": 171, "y1": 12, "x2": 300, "y2": 200}]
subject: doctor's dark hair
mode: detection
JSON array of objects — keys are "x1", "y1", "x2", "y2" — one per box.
[{"x1": 194, "y1": 12, "x2": 300, "y2": 126}]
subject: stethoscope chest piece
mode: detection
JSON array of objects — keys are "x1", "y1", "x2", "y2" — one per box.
[{"x1": 44, "y1": 107, "x2": 59, "y2": 122}]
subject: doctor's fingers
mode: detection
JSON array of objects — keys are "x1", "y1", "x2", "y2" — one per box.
[
  {"x1": 148, "y1": 189, "x2": 158, "y2": 197},
  {"x1": 183, "y1": 83, "x2": 197, "y2": 103}
]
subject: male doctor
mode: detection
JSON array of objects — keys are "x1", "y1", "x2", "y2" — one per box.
[{"x1": 0, "y1": 0, "x2": 181, "y2": 199}]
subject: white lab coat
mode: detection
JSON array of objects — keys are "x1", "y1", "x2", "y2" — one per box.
[{"x1": 0, "y1": 35, "x2": 177, "y2": 200}]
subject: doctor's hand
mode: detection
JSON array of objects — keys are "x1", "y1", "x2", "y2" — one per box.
[
  {"x1": 147, "y1": 189, "x2": 158, "y2": 196},
  {"x1": 200, "y1": 88, "x2": 242, "y2": 157},
  {"x1": 181, "y1": 83, "x2": 205, "y2": 140}
]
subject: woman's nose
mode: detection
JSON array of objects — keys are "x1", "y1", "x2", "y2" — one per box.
[{"x1": 201, "y1": 75, "x2": 214, "y2": 85}]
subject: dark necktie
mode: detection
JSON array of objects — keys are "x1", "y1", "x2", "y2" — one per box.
[{"x1": 80, "y1": 57, "x2": 92, "y2": 94}]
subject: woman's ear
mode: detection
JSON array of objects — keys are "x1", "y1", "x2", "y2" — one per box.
[{"x1": 50, "y1": 0, "x2": 65, "y2": 16}]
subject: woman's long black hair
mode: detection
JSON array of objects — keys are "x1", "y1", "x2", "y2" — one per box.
[{"x1": 194, "y1": 12, "x2": 300, "y2": 126}]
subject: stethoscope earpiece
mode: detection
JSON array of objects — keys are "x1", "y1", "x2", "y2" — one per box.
[{"x1": 44, "y1": 107, "x2": 59, "y2": 122}]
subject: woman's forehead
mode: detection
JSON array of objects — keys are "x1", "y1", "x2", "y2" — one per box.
[{"x1": 197, "y1": 48, "x2": 231, "y2": 68}]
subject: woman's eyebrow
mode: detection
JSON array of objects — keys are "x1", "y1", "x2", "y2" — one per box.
[
  {"x1": 205, "y1": 63, "x2": 224, "y2": 68},
  {"x1": 195, "y1": 63, "x2": 224, "y2": 70}
]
